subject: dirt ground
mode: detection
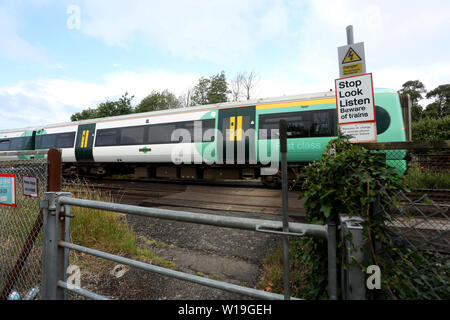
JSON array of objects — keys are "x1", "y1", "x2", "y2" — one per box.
[{"x1": 73, "y1": 206, "x2": 283, "y2": 300}]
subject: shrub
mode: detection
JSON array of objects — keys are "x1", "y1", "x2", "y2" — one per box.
[{"x1": 412, "y1": 116, "x2": 450, "y2": 141}]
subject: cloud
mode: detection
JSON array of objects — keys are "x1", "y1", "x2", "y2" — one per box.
[
  {"x1": 284, "y1": 0, "x2": 450, "y2": 95},
  {"x1": 76, "y1": 0, "x2": 292, "y2": 63},
  {"x1": 0, "y1": 92, "x2": 76, "y2": 130},
  {"x1": 0, "y1": 69, "x2": 200, "y2": 130},
  {"x1": 0, "y1": 7, "x2": 46, "y2": 62}
]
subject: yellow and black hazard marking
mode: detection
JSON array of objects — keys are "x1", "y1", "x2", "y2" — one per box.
[
  {"x1": 80, "y1": 130, "x2": 89, "y2": 148},
  {"x1": 342, "y1": 47, "x2": 362, "y2": 64}
]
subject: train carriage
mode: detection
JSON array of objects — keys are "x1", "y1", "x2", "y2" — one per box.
[{"x1": 0, "y1": 88, "x2": 407, "y2": 185}]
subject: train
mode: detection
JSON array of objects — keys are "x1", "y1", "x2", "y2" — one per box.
[{"x1": 0, "y1": 88, "x2": 407, "y2": 186}]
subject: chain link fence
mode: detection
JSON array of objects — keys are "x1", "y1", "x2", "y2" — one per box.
[
  {"x1": 367, "y1": 142, "x2": 450, "y2": 190},
  {"x1": 375, "y1": 183, "x2": 449, "y2": 299},
  {"x1": 0, "y1": 157, "x2": 48, "y2": 300}
]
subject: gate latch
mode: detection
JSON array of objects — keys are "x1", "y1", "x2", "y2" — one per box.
[{"x1": 255, "y1": 225, "x2": 306, "y2": 237}]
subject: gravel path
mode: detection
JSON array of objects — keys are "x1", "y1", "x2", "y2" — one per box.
[{"x1": 78, "y1": 206, "x2": 283, "y2": 300}]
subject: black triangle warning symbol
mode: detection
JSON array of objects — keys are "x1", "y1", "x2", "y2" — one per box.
[{"x1": 342, "y1": 47, "x2": 362, "y2": 64}]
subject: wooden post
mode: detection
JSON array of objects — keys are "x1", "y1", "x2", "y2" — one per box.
[{"x1": 399, "y1": 94, "x2": 412, "y2": 141}]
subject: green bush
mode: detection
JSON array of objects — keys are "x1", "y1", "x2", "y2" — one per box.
[
  {"x1": 412, "y1": 116, "x2": 450, "y2": 141},
  {"x1": 404, "y1": 167, "x2": 450, "y2": 189},
  {"x1": 295, "y1": 132, "x2": 406, "y2": 299}
]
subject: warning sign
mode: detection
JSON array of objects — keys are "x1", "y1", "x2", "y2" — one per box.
[
  {"x1": 335, "y1": 73, "x2": 377, "y2": 143},
  {"x1": 0, "y1": 174, "x2": 16, "y2": 207},
  {"x1": 342, "y1": 47, "x2": 362, "y2": 63},
  {"x1": 23, "y1": 175, "x2": 38, "y2": 198},
  {"x1": 335, "y1": 73, "x2": 375, "y2": 125},
  {"x1": 338, "y1": 42, "x2": 366, "y2": 77}
]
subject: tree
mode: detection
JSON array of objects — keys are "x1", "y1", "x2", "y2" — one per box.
[
  {"x1": 242, "y1": 70, "x2": 258, "y2": 100},
  {"x1": 230, "y1": 72, "x2": 245, "y2": 102},
  {"x1": 398, "y1": 80, "x2": 426, "y2": 122},
  {"x1": 207, "y1": 71, "x2": 229, "y2": 104},
  {"x1": 425, "y1": 84, "x2": 450, "y2": 118},
  {"x1": 190, "y1": 77, "x2": 210, "y2": 106},
  {"x1": 135, "y1": 90, "x2": 181, "y2": 113},
  {"x1": 178, "y1": 87, "x2": 193, "y2": 108},
  {"x1": 71, "y1": 92, "x2": 135, "y2": 121},
  {"x1": 190, "y1": 71, "x2": 229, "y2": 106}
]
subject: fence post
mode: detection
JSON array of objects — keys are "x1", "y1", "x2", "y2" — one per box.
[
  {"x1": 327, "y1": 221, "x2": 338, "y2": 300},
  {"x1": 279, "y1": 120, "x2": 290, "y2": 300},
  {"x1": 340, "y1": 216, "x2": 366, "y2": 300},
  {"x1": 41, "y1": 192, "x2": 71, "y2": 300}
]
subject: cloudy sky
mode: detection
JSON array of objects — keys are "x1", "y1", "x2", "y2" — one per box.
[{"x1": 0, "y1": 0, "x2": 449, "y2": 130}]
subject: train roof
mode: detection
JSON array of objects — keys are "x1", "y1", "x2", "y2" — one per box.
[{"x1": 0, "y1": 88, "x2": 398, "y2": 133}]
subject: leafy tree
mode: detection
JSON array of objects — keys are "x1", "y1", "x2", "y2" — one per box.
[
  {"x1": 207, "y1": 71, "x2": 229, "y2": 104},
  {"x1": 71, "y1": 92, "x2": 135, "y2": 121},
  {"x1": 70, "y1": 108, "x2": 98, "y2": 122},
  {"x1": 135, "y1": 90, "x2": 181, "y2": 113},
  {"x1": 190, "y1": 77, "x2": 210, "y2": 106},
  {"x1": 191, "y1": 71, "x2": 230, "y2": 105},
  {"x1": 399, "y1": 80, "x2": 426, "y2": 121},
  {"x1": 425, "y1": 84, "x2": 450, "y2": 118}
]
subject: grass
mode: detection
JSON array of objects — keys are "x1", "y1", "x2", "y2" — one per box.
[
  {"x1": 403, "y1": 167, "x2": 450, "y2": 189},
  {"x1": 257, "y1": 245, "x2": 312, "y2": 297},
  {"x1": 64, "y1": 180, "x2": 176, "y2": 270}
]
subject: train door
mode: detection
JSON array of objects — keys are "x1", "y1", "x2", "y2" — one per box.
[
  {"x1": 75, "y1": 124, "x2": 96, "y2": 162},
  {"x1": 217, "y1": 106, "x2": 256, "y2": 164}
]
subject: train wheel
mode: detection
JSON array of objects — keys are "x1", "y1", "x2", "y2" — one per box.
[{"x1": 261, "y1": 174, "x2": 281, "y2": 188}]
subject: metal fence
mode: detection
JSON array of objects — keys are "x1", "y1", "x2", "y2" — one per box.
[
  {"x1": 360, "y1": 140, "x2": 450, "y2": 190},
  {"x1": 0, "y1": 156, "x2": 48, "y2": 300},
  {"x1": 40, "y1": 192, "x2": 338, "y2": 300},
  {"x1": 376, "y1": 184, "x2": 449, "y2": 299},
  {"x1": 347, "y1": 140, "x2": 450, "y2": 299}
]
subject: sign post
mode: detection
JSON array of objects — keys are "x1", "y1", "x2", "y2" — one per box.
[{"x1": 335, "y1": 26, "x2": 377, "y2": 143}]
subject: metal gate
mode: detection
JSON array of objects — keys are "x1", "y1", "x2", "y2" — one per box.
[{"x1": 40, "y1": 192, "x2": 338, "y2": 300}]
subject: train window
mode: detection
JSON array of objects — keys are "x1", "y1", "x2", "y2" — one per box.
[
  {"x1": 375, "y1": 106, "x2": 391, "y2": 135},
  {"x1": 0, "y1": 139, "x2": 10, "y2": 151},
  {"x1": 10, "y1": 137, "x2": 25, "y2": 150},
  {"x1": 311, "y1": 110, "x2": 336, "y2": 137},
  {"x1": 202, "y1": 119, "x2": 215, "y2": 142},
  {"x1": 148, "y1": 123, "x2": 177, "y2": 144},
  {"x1": 36, "y1": 133, "x2": 75, "y2": 149},
  {"x1": 36, "y1": 134, "x2": 56, "y2": 149},
  {"x1": 56, "y1": 132, "x2": 76, "y2": 148},
  {"x1": 259, "y1": 112, "x2": 311, "y2": 139},
  {"x1": 120, "y1": 126, "x2": 145, "y2": 145},
  {"x1": 259, "y1": 109, "x2": 337, "y2": 139},
  {"x1": 95, "y1": 129, "x2": 119, "y2": 146},
  {"x1": 147, "y1": 120, "x2": 215, "y2": 144}
]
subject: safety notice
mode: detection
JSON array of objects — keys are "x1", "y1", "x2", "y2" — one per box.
[
  {"x1": 23, "y1": 175, "x2": 38, "y2": 198},
  {"x1": 335, "y1": 73, "x2": 375, "y2": 125},
  {"x1": 0, "y1": 174, "x2": 16, "y2": 207}
]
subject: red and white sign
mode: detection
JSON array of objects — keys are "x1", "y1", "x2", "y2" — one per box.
[{"x1": 335, "y1": 73, "x2": 377, "y2": 142}]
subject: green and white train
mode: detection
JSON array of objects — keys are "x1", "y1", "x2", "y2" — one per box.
[{"x1": 0, "y1": 88, "x2": 406, "y2": 186}]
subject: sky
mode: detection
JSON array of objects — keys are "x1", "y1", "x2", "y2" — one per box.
[{"x1": 0, "y1": 0, "x2": 449, "y2": 130}]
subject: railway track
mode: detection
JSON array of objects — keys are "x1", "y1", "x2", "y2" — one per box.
[
  {"x1": 62, "y1": 178, "x2": 307, "y2": 221},
  {"x1": 62, "y1": 178, "x2": 450, "y2": 227}
]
